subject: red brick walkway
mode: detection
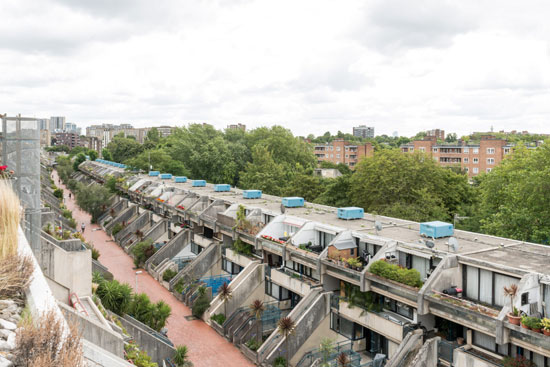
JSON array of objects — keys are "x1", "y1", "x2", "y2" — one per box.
[{"x1": 52, "y1": 170, "x2": 253, "y2": 367}]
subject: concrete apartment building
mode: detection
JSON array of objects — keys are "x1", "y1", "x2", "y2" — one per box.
[
  {"x1": 353, "y1": 125, "x2": 375, "y2": 138},
  {"x1": 86, "y1": 124, "x2": 173, "y2": 146},
  {"x1": 227, "y1": 123, "x2": 246, "y2": 131},
  {"x1": 401, "y1": 136, "x2": 512, "y2": 177},
  {"x1": 49, "y1": 116, "x2": 66, "y2": 132},
  {"x1": 79, "y1": 159, "x2": 550, "y2": 367},
  {"x1": 53, "y1": 131, "x2": 80, "y2": 148},
  {"x1": 427, "y1": 129, "x2": 445, "y2": 140},
  {"x1": 40, "y1": 129, "x2": 51, "y2": 147},
  {"x1": 314, "y1": 139, "x2": 374, "y2": 168}
]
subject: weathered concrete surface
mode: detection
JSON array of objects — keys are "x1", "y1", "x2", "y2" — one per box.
[
  {"x1": 105, "y1": 205, "x2": 137, "y2": 234},
  {"x1": 386, "y1": 330, "x2": 424, "y2": 367},
  {"x1": 146, "y1": 229, "x2": 191, "y2": 271},
  {"x1": 409, "y1": 337, "x2": 439, "y2": 367},
  {"x1": 169, "y1": 242, "x2": 220, "y2": 288}
]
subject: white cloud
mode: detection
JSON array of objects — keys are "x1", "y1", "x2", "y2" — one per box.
[{"x1": 2, "y1": 0, "x2": 550, "y2": 137}]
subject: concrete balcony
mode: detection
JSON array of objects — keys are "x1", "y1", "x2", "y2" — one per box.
[
  {"x1": 269, "y1": 267, "x2": 317, "y2": 297},
  {"x1": 453, "y1": 346, "x2": 503, "y2": 367},
  {"x1": 324, "y1": 260, "x2": 362, "y2": 286},
  {"x1": 336, "y1": 300, "x2": 408, "y2": 344},
  {"x1": 364, "y1": 273, "x2": 420, "y2": 307},
  {"x1": 224, "y1": 248, "x2": 255, "y2": 269},
  {"x1": 287, "y1": 246, "x2": 320, "y2": 269},
  {"x1": 217, "y1": 212, "x2": 235, "y2": 233},
  {"x1": 259, "y1": 237, "x2": 285, "y2": 256},
  {"x1": 506, "y1": 322, "x2": 550, "y2": 358},
  {"x1": 427, "y1": 293, "x2": 499, "y2": 337}
]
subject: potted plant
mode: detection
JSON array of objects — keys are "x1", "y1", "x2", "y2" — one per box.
[
  {"x1": 541, "y1": 318, "x2": 550, "y2": 336},
  {"x1": 503, "y1": 284, "x2": 521, "y2": 325},
  {"x1": 521, "y1": 315, "x2": 529, "y2": 329},
  {"x1": 530, "y1": 318, "x2": 542, "y2": 333}
]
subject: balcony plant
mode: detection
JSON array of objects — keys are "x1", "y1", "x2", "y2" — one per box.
[
  {"x1": 529, "y1": 318, "x2": 542, "y2": 333},
  {"x1": 541, "y1": 318, "x2": 550, "y2": 336},
  {"x1": 502, "y1": 356, "x2": 535, "y2": 367},
  {"x1": 346, "y1": 257, "x2": 362, "y2": 270},
  {"x1": 520, "y1": 315, "x2": 529, "y2": 329},
  {"x1": 503, "y1": 284, "x2": 521, "y2": 325}
]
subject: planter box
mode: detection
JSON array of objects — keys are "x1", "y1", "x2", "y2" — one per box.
[
  {"x1": 240, "y1": 344, "x2": 259, "y2": 364},
  {"x1": 210, "y1": 320, "x2": 225, "y2": 336}
]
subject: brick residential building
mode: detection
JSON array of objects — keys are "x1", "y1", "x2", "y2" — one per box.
[
  {"x1": 314, "y1": 139, "x2": 374, "y2": 168},
  {"x1": 426, "y1": 129, "x2": 445, "y2": 140},
  {"x1": 53, "y1": 132, "x2": 80, "y2": 149},
  {"x1": 401, "y1": 135, "x2": 512, "y2": 177}
]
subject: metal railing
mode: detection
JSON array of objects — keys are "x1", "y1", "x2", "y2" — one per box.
[
  {"x1": 438, "y1": 340, "x2": 458, "y2": 364},
  {"x1": 297, "y1": 340, "x2": 355, "y2": 367}
]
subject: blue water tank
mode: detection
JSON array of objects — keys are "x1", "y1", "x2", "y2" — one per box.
[
  {"x1": 174, "y1": 176, "x2": 188, "y2": 183},
  {"x1": 192, "y1": 180, "x2": 206, "y2": 187},
  {"x1": 420, "y1": 221, "x2": 454, "y2": 238},
  {"x1": 337, "y1": 207, "x2": 364, "y2": 220},
  {"x1": 214, "y1": 184, "x2": 231, "y2": 192},
  {"x1": 149, "y1": 171, "x2": 160, "y2": 177},
  {"x1": 160, "y1": 173, "x2": 172, "y2": 179},
  {"x1": 282, "y1": 197, "x2": 304, "y2": 208},
  {"x1": 243, "y1": 190, "x2": 262, "y2": 199}
]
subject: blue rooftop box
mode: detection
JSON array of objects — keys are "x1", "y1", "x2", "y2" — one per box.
[
  {"x1": 149, "y1": 171, "x2": 160, "y2": 177},
  {"x1": 282, "y1": 197, "x2": 304, "y2": 208},
  {"x1": 243, "y1": 190, "x2": 262, "y2": 199},
  {"x1": 174, "y1": 176, "x2": 188, "y2": 183},
  {"x1": 214, "y1": 184, "x2": 231, "y2": 192},
  {"x1": 337, "y1": 207, "x2": 364, "y2": 220},
  {"x1": 420, "y1": 221, "x2": 454, "y2": 239},
  {"x1": 192, "y1": 180, "x2": 206, "y2": 187},
  {"x1": 160, "y1": 173, "x2": 172, "y2": 179}
]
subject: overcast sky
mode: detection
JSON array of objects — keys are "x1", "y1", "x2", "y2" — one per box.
[{"x1": 2, "y1": 0, "x2": 550, "y2": 137}]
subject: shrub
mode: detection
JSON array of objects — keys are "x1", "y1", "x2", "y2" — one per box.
[
  {"x1": 163, "y1": 268, "x2": 178, "y2": 282},
  {"x1": 132, "y1": 239, "x2": 155, "y2": 267},
  {"x1": 174, "y1": 279, "x2": 185, "y2": 294},
  {"x1": 91, "y1": 247, "x2": 100, "y2": 261},
  {"x1": 0, "y1": 180, "x2": 21, "y2": 259},
  {"x1": 211, "y1": 313, "x2": 226, "y2": 326},
  {"x1": 245, "y1": 338, "x2": 260, "y2": 351},
  {"x1": 273, "y1": 356, "x2": 287, "y2": 367},
  {"x1": 53, "y1": 188, "x2": 64, "y2": 199},
  {"x1": 173, "y1": 345, "x2": 193, "y2": 367},
  {"x1": 502, "y1": 356, "x2": 535, "y2": 367},
  {"x1": 124, "y1": 342, "x2": 158, "y2": 367},
  {"x1": 192, "y1": 293, "x2": 210, "y2": 318},
  {"x1": 369, "y1": 260, "x2": 423, "y2": 288},
  {"x1": 232, "y1": 238, "x2": 253, "y2": 256},
  {"x1": 68, "y1": 218, "x2": 77, "y2": 229},
  {"x1": 96, "y1": 279, "x2": 133, "y2": 315},
  {"x1": 15, "y1": 310, "x2": 86, "y2": 367},
  {"x1": 0, "y1": 254, "x2": 34, "y2": 299},
  {"x1": 112, "y1": 223, "x2": 123, "y2": 236},
  {"x1": 62, "y1": 209, "x2": 73, "y2": 219}
]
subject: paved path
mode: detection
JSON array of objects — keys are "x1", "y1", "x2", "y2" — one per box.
[{"x1": 52, "y1": 170, "x2": 253, "y2": 367}]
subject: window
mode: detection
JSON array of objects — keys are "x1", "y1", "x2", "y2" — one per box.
[
  {"x1": 464, "y1": 265, "x2": 519, "y2": 307},
  {"x1": 473, "y1": 167, "x2": 479, "y2": 174},
  {"x1": 330, "y1": 154, "x2": 334, "y2": 158},
  {"x1": 463, "y1": 147, "x2": 469, "y2": 153},
  {"x1": 336, "y1": 147, "x2": 341, "y2": 151},
  {"x1": 330, "y1": 313, "x2": 364, "y2": 340},
  {"x1": 473, "y1": 148, "x2": 479, "y2": 154},
  {"x1": 336, "y1": 154, "x2": 340, "y2": 158},
  {"x1": 487, "y1": 168, "x2": 492, "y2": 173},
  {"x1": 325, "y1": 154, "x2": 329, "y2": 158},
  {"x1": 345, "y1": 154, "x2": 349, "y2": 158},
  {"x1": 487, "y1": 158, "x2": 495, "y2": 164},
  {"x1": 504, "y1": 148, "x2": 511, "y2": 154},
  {"x1": 265, "y1": 280, "x2": 290, "y2": 300},
  {"x1": 463, "y1": 158, "x2": 469, "y2": 163},
  {"x1": 410, "y1": 148, "x2": 414, "y2": 152},
  {"x1": 464, "y1": 167, "x2": 469, "y2": 172},
  {"x1": 473, "y1": 158, "x2": 479, "y2": 164},
  {"x1": 330, "y1": 146, "x2": 333, "y2": 150},
  {"x1": 433, "y1": 148, "x2": 438, "y2": 153},
  {"x1": 345, "y1": 147, "x2": 349, "y2": 151},
  {"x1": 487, "y1": 148, "x2": 495, "y2": 154},
  {"x1": 419, "y1": 147, "x2": 425, "y2": 152}
]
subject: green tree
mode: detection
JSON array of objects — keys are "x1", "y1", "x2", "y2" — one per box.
[
  {"x1": 314, "y1": 175, "x2": 353, "y2": 207},
  {"x1": 125, "y1": 149, "x2": 189, "y2": 176},
  {"x1": 106, "y1": 135, "x2": 144, "y2": 163},
  {"x1": 349, "y1": 149, "x2": 473, "y2": 222},
  {"x1": 102, "y1": 148, "x2": 113, "y2": 161},
  {"x1": 73, "y1": 153, "x2": 87, "y2": 171},
  {"x1": 96, "y1": 280, "x2": 133, "y2": 315},
  {"x1": 445, "y1": 133, "x2": 458, "y2": 143},
  {"x1": 88, "y1": 150, "x2": 98, "y2": 161},
  {"x1": 239, "y1": 146, "x2": 287, "y2": 196},
  {"x1": 472, "y1": 145, "x2": 550, "y2": 243},
  {"x1": 146, "y1": 127, "x2": 160, "y2": 143},
  {"x1": 284, "y1": 172, "x2": 326, "y2": 202},
  {"x1": 105, "y1": 175, "x2": 117, "y2": 193},
  {"x1": 74, "y1": 183, "x2": 112, "y2": 222},
  {"x1": 173, "y1": 345, "x2": 193, "y2": 367}
]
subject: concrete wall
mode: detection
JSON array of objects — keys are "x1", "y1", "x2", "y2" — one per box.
[
  {"x1": 386, "y1": 330, "x2": 424, "y2": 367},
  {"x1": 270, "y1": 268, "x2": 314, "y2": 297},
  {"x1": 143, "y1": 219, "x2": 168, "y2": 245},
  {"x1": 170, "y1": 242, "x2": 220, "y2": 288},
  {"x1": 93, "y1": 259, "x2": 114, "y2": 281},
  {"x1": 146, "y1": 229, "x2": 190, "y2": 270},
  {"x1": 453, "y1": 346, "x2": 501, "y2": 367},
  {"x1": 46, "y1": 277, "x2": 71, "y2": 304},
  {"x1": 116, "y1": 314, "x2": 175, "y2": 366},
  {"x1": 116, "y1": 211, "x2": 151, "y2": 243},
  {"x1": 409, "y1": 337, "x2": 439, "y2": 367},
  {"x1": 59, "y1": 302, "x2": 125, "y2": 357},
  {"x1": 40, "y1": 235, "x2": 92, "y2": 297},
  {"x1": 105, "y1": 205, "x2": 137, "y2": 234}
]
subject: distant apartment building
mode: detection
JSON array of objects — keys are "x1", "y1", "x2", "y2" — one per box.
[
  {"x1": 37, "y1": 118, "x2": 50, "y2": 131},
  {"x1": 86, "y1": 123, "x2": 173, "y2": 146},
  {"x1": 227, "y1": 123, "x2": 246, "y2": 131},
  {"x1": 155, "y1": 126, "x2": 173, "y2": 138},
  {"x1": 353, "y1": 125, "x2": 375, "y2": 138},
  {"x1": 401, "y1": 135, "x2": 512, "y2": 177},
  {"x1": 65, "y1": 122, "x2": 81, "y2": 135},
  {"x1": 427, "y1": 129, "x2": 445, "y2": 140},
  {"x1": 40, "y1": 129, "x2": 51, "y2": 147},
  {"x1": 79, "y1": 136, "x2": 102, "y2": 153},
  {"x1": 53, "y1": 132, "x2": 79, "y2": 149},
  {"x1": 314, "y1": 139, "x2": 374, "y2": 168},
  {"x1": 49, "y1": 116, "x2": 66, "y2": 132}
]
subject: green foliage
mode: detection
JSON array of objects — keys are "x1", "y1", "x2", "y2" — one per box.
[
  {"x1": 124, "y1": 342, "x2": 158, "y2": 367},
  {"x1": 92, "y1": 271, "x2": 105, "y2": 285},
  {"x1": 239, "y1": 146, "x2": 287, "y2": 196},
  {"x1": 273, "y1": 356, "x2": 287, "y2": 367},
  {"x1": 105, "y1": 175, "x2": 118, "y2": 193},
  {"x1": 53, "y1": 188, "x2": 64, "y2": 199},
  {"x1": 146, "y1": 128, "x2": 160, "y2": 143},
  {"x1": 468, "y1": 145, "x2": 550, "y2": 244},
  {"x1": 319, "y1": 161, "x2": 352, "y2": 175},
  {"x1": 101, "y1": 148, "x2": 113, "y2": 161},
  {"x1": 73, "y1": 153, "x2": 87, "y2": 171},
  {"x1": 342, "y1": 283, "x2": 381, "y2": 312},
  {"x1": 125, "y1": 148, "x2": 189, "y2": 176},
  {"x1": 112, "y1": 223, "x2": 123, "y2": 236},
  {"x1": 106, "y1": 135, "x2": 144, "y2": 163},
  {"x1": 211, "y1": 313, "x2": 226, "y2": 326},
  {"x1": 69, "y1": 146, "x2": 88, "y2": 157},
  {"x1": 313, "y1": 175, "x2": 353, "y2": 207},
  {"x1": 173, "y1": 345, "x2": 193, "y2": 367},
  {"x1": 502, "y1": 356, "x2": 536, "y2": 367},
  {"x1": 232, "y1": 238, "x2": 253, "y2": 256},
  {"x1": 67, "y1": 179, "x2": 78, "y2": 191},
  {"x1": 369, "y1": 260, "x2": 423, "y2": 288},
  {"x1": 96, "y1": 279, "x2": 133, "y2": 315},
  {"x1": 162, "y1": 269, "x2": 178, "y2": 282},
  {"x1": 62, "y1": 208, "x2": 73, "y2": 219},
  {"x1": 88, "y1": 150, "x2": 98, "y2": 161},
  {"x1": 74, "y1": 182, "x2": 112, "y2": 222},
  {"x1": 283, "y1": 172, "x2": 327, "y2": 202},
  {"x1": 46, "y1": 145, "x2": 70, "y2": 153},
  {"x1": 56, "y1": 155, "x2": 74, "y2": 183},
  {"x1": 192, "y1": 292, "x2": 210, "y2": 318},
  {"x1": 350, "y1": 149, "x2": 473, "y2": 222},
  {"x1": 174, "y1": 279, "x2": 185, "y2": 294},
  {"x1": 127, "y1": 293, "x2": 172, "y2": 331},
  {"x1": 91, "y1": 246, "x2": 100, "y2": 261},
  {"x1": 245, "y1": 338, "x2": 260, "y2": 351},
  {"x1": 131, "y1": 239, "x2": 155, "y2": 267},
  {"x1": 319, "y1": 338, "x2": 335, "y2": 365}
]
